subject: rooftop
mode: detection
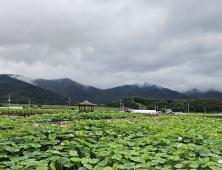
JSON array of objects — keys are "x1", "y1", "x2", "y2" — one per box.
[{"x1": 78, "y1": 99, "x2": 96, "y2": 106}]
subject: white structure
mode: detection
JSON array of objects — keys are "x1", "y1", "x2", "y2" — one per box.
[
  {"x1": 166, "y1": 109, "x2": 173, "y2": 113},
  {"x1": 132, "y1": 110, "x2": 157, "y2": 114},
  {"x1": 0, "y1": 107, "x2": 23, "y2": 109}
]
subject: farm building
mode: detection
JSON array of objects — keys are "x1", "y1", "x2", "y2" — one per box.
[
  {"x1": 132, "y1": 110, "x2": 157, "y2": 114},
  {"x1": 0, "y1": 106, "x2": 23, "y2": 109}
]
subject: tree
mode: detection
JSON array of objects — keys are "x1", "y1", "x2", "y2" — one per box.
[
  {"x1": 38, "y1": 103, "x2": 42, "y2": 109},
  {"x1": 160, "y1": 108, "x2": 166, "y2": 113}
]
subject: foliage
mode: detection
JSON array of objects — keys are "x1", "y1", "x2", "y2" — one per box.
[
  {"x1": 106, "y1": 96, "x2": 222, "y2": 113},
  {"x1": 0, "y1": 75, "x2": 74, "y2": 105},
  {"x1": 10, "y1": 75, "x2": 193, "y2": 104},
  {"x1": 1, "y1": 112, "x2": 222, "y2": 169},
  {"x1": 160, "y1": 108, "x2": 166, "y2": 113},
  {"x1": 38, "y1": 103, "x2": 43, "y2": 109}
]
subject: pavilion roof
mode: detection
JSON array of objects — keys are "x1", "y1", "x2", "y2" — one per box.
[{"x1": 78, "y1": 99, "x2": 96, "y2": 106}]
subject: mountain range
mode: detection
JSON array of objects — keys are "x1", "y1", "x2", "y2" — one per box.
[
  {"x1": 0, "y1": 75, "x2": 70, "y2": 105},
  {"x1": 1, "y1": 74, "x2": 222, "y2": 105}
]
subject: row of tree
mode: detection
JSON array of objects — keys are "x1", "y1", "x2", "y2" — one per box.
[{"x1": 105, "y1": 96, "x2": 222, "y2": 113}]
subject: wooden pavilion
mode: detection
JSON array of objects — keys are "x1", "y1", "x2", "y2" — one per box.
[{"x1": 78, "y1": 100, "x2": 96, "y2": 113}]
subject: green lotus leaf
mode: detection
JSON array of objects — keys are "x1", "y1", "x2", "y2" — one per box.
[
  {"x1": 5, "y1": 146, "x2": 20, "y2": 152},
  {"x1": 124, "y1": 163, "x2": 134, "y2": 169},
  {"x1": 11, "y1": 165, "x2": 23, "y2": 169},
  {"x1": 78, "y1": 167, "x2": 87, "y2": 170},
  {"x1": 112, "y1": 154, "x2": 122, "y2": 160},
  {"x1": 23, "y1": 151, "x2": 32, "y2": 156},
  {"x1": 199, "y1": 150, "x2": 211, "y2": 157},
  {"x1": 98, "y1": 151, "x2": 110, "y2": 157},
  {"x1": 71, "y1": 157, "x2": 81, "y2": 162},
  {"x1": 189, "y1": 152, "x2": 196, "y2": 157},
  {"x1": 46, "y1": 150, "x2": 61, "y2": 155},
  {"x1": 98, "y1": 160, "x2": 107, "y2": 167},
  {"x1": 89, "y1": 159, "x2": 99, "y2": 164},
  {"x1": 76, "y1": 131, "x2": 83, "y2": 136},
  {"x1": 174, "y1": 163, "x2": 184, "y2": 168},
  {"x1": 34, "y1": 137, "x2": 40, "y2": 142},
  {"x1": 36, "y1": 167, "x2": 48, "y2": 170},
  {"x1": 63, "y1": 162, "x2": 73, "y2": 168},
  {"x1": 135, "y1": 163, "x2": 146, "y2": 168},
  {"x1": 30, "y1": 130, "x2": 40, "y2": 134},
  {"x1": 33, "y1": 151, "x2": 41, "y2": 155},
  {"x1": 70, "y1": 151, "x2": 78, "y2": 157},
  {"x1": 211, "y1": 149, "x2": 220, "y2": 154},
  {"x1": 207, "y1": 161, "x2": 217, "y2": 166},
  {"x1": 112, "y1": 163, "x2": 119, "y2": 170},
  {"x1": 130, "y1": 157, "x2": 143, "y2": 162},
  {"x1": 156, "y1": 157, "x2": 166, "y2": 164},
  {"x1": 210, "y1": 166, "x2": 222, "y2": 170},
  {"x1": 95, "y1": 131, "x2": 103, "y2": 135},
  {"x1": 84, "y1": 126, "x2": 90, "y2": 130},
  {"x1": 124, "y1": 152, "x2": 132, "y2": 158},
  {"x1": 58, "y1": 157, "x2": 70, "y2": 164},
  {"x1": 108, "y1": 143, "x2": 117, "y2": 148},
  {"x1": 30, "y1": 143, "x2": 41, "y2": 148}
]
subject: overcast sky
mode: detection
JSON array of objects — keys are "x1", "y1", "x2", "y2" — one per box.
[{"x1": 1, "y1": 0, "x2": 222, "y2": 92}]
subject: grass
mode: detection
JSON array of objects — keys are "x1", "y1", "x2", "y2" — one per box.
[{"x1": 0, "y1": 103, "x2": 118, "y2": 111}]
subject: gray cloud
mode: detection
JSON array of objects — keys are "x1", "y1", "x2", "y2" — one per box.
[{"x1": 0, "y1": 0, "x2": 222, "y2": 92}]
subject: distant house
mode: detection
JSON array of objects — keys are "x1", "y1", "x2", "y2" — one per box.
[
  {"x1": 0, "y1": 106, "x2": 23, "y2": 109},
  {"x1": 132, "y1": 110, "x2": 157, "y2": 114},
  {"x1": 166, "y1": 109, "x2": 173, "y2": 113}
]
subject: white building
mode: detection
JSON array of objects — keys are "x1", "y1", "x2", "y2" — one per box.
[
  {"x1": 166, "y1": 109, "x2": 173, "y2": 113},
  {"x1": 132, "y1": 110, "x2": 157, "y2": 114},
  {"x1": 0, "y1": 106, "x2": 23, "y2": 109}
]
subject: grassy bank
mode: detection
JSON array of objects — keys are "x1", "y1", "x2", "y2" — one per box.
[{"x1": 0, "y1": 103, "x2": 118, "y2": 111}]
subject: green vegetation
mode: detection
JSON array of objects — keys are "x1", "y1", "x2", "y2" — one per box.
[
  {"x1": 3, "y1": 75, "x2": 194, "y2": 105},
  {"x1": 0, "y1": 75, "x2": 74, "y2": 105},
  {"x1": 106, "y1": 96, "x2": 222, "y2": 113},
  {"x1": 34, "y1": 79, "x2": 193, "y2": 104},
  {"x1": 1, "y1": 112, "x2": 222, "y2": 169},
  {"x1": 0, "y1": 103, "x2": 118, "y2": 111}
]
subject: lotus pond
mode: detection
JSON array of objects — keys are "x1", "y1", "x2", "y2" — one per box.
[{"x1": 1, "y1": 112, "x2": 222, "y2": 170}]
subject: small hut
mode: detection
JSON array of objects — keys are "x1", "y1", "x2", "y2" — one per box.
[{"x1": 78, "y1": 100, "x2": 96, "y2": 113}]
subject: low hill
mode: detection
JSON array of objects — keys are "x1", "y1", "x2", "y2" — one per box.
[{"x1": 0, "y1": 75, "x2": 71, "y2": 105}]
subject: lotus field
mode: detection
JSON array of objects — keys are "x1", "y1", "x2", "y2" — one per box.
[{"x1": 1, "y1": 111, "x2": 222, "y2": 170}]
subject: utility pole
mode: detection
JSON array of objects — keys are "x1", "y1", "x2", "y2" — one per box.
[
  {"x1": 188, "y1": 101, "x2": 189, "y2": 113},
  {"x1": 120, "y1": 99, "x2": 121, "y2": 110},
  {"x1": 8, "y1": 94, "x2": 11, "y2": 108},
  {"x1": 29, "y1": 101, "x2": 30, "y2": 109}
]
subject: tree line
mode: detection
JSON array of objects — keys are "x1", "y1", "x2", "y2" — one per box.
[{"x1": 105, "y1": 96, "x2": 222, "y2": 113}]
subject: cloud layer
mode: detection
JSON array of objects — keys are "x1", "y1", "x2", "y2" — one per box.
[{"x1": 1, "y1": 0, "x2": 222, "y2": 92}]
